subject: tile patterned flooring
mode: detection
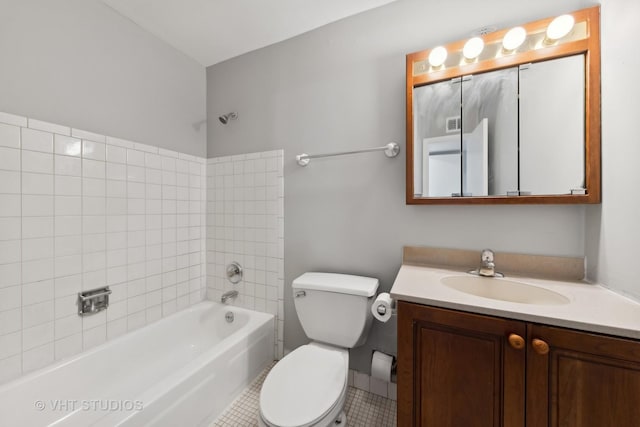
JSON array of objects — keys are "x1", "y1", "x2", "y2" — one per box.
[{"x1": 211, "y1": 362, "x2": 397, "y2": 427}]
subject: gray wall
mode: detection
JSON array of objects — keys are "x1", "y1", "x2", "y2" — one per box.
[
  {"x1": 207, "y1": 0, "x2": 590, "y2": 372},
  {"x1": 585, "y1": 0, "x2": 640, "y2": 299},
  {"x1": 0, "y1": 0, "x2": 206, "y2": 156}
]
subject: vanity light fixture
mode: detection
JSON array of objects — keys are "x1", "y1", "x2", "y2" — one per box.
[
  {"x1": 502, "y1": 26, "x2": 527, "y2": 51},
  {"x1": 546, "y1": 14, "x2": 575, "y2": 42},
  {"x1": 428, "y1": 46, "x2": 448, "y2": 68},
  {"x1": 463, "y1": 37, "x2": 485, "y2": 60}
]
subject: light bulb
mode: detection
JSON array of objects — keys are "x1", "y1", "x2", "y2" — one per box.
[
  {"x1": 502, "y1": 27, "x2": 526, "y2": 51},
  {"x1": 546, "y1": 14, "x2": 575, "y2": 41},
  {"x1": 463, "y1": 37, "x2": 485, "y2": 60},
  {"x1": 428, "y1": 46, "x2": 448, "y2": 68}
]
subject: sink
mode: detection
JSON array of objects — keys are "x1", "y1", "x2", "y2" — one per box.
[{"x1": 441, "y1": 276, "x2": 570, "y2": 305}]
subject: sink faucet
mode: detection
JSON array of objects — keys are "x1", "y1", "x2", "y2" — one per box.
[
  {"x1": 469, "y1": 249, "x2": 504, "y2": 278},
  {"x1": 221, "y1": 290, "x2": 239, "y2": 304}
]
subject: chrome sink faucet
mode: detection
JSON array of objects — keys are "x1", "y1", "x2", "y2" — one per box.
[
  {"x1": 221, "y1": 290, "x2": 239, "y2": 304},
  {"x1": 469, "y1": 249, "x2": 504, "y2": 278}
]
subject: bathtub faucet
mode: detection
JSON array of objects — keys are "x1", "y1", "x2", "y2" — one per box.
[{"x1": 221, "y1": 290, "x2": 239, "y2": 304}]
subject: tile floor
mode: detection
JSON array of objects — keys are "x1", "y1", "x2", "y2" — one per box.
[{"x1": 211, "y1": 362, "x2": 397, "y2": 427}]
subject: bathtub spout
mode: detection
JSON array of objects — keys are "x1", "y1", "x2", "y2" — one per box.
[{"x1": 221, "y1": 290, "x2": 239, "y2": 304}]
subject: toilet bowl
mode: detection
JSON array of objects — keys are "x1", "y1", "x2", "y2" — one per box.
[
  {"x1": 258, "y1": 272, "x2": 379, "y2": 427},
  {"x1": 259, "y1": 343, "x2": 348, "y2": 427}
]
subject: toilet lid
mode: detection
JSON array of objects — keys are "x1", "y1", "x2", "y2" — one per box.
[{"x1": 260, "y1": 344, "x2": 347, "y2": 427}]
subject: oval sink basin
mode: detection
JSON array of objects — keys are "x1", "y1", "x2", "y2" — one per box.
[{"x1": 441, "y1": 276, "x2": 570, "y2": 305}]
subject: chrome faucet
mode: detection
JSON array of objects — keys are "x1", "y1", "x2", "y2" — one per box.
[
  {"x1": 469, "y1": 249, "x2": 504, "y2": 278},
  {"x1": 221, "y1": 290, "x2": 239, "y2": 304}
]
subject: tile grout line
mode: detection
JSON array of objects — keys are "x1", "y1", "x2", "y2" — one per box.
[
  {"x1": 19, "y1": 124, "x2": 23, "y2": 375},
  {"x1": 103, "y1": 143, "x2": 108, "y2": 342},
  {"x1": 52, "y1": 134, "x2": 57, "y2": 360},
  {"x1": 160, "y1": 155, "x2": 164, "y2": 320},
  {"x1": 80, "y1": 138, "x2": 85, "y2": 349}
]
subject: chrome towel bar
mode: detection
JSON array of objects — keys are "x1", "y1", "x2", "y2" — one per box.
[{"x1": 296, "y1": 142, "x2": 400, "y2": 166}]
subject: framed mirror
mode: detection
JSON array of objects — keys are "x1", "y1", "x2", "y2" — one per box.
[{"x1": 406, "y1": 6, "x2": 600, "y2": 204}]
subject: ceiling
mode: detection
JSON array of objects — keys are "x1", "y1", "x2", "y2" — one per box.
[{"x1": 101, "y1": 0, "x2": 399, "y2": 67}]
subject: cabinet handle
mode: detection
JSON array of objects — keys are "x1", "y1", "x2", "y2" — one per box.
[
  {"x1": 532, "y1": 338, "x2": 550, "y2": 355},
  {"x1": 508, "y1": 333, "x2": 525, "y2": 350}
]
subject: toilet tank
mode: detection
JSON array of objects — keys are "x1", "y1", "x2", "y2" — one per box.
[{"x1": 292, "y1": 272, "x2": 379, "y2": 348}]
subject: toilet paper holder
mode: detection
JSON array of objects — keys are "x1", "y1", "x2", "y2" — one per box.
[
  {"x1": 376, "y1": 305, "x2": 392, "y2": 315},
  {"x1": 371, "y1": 350, "x2": 397, "y2": 383},
  {"x1": 372, "y1": 292, "x2": 396, "y2": 323},
  {"x1": 378, "y1": 352, "x2": 397, "y2": 372},
  {"x1": 375, "y1": 297, "x2": 396, "y2": 315}
]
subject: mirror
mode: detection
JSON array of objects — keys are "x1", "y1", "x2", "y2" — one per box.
[
  {"x1": 406, "y1": 6, "x2": 600, "y2": 204},
  {"x1": 414, "y1": 68, "x2": 519, "y2": 197},
  {"x1": 519, "y1": 55, "x2": 585, "y2": 195}
]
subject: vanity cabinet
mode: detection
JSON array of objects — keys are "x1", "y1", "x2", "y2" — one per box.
[
  {"x1": 397, "y1": 301, "x2": 640, "y2": 426},
  {"x1": 526, "y1": 324, "x2": 640, "y2": 427}
]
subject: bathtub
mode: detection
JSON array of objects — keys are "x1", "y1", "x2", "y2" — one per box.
[{"x1": 0, "y1": 301, "x2": 274, "y2": 427}]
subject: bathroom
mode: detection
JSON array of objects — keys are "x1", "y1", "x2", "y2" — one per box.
[{"x1": 1, "y1": 0, "x2": 639, "y2": 425}]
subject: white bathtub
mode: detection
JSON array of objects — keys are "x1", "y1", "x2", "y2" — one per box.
[{"x1": 0, "y1": 301, "x2": 274, "y2": 427}]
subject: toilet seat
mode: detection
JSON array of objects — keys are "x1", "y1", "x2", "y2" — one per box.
[{"x1": 259, "y1": 343, "x2": 348, "y2": 427}]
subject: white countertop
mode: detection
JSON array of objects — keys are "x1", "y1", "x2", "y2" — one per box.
[{"x1": 390, "y1": 264, "x2": 640, "y2": 340}]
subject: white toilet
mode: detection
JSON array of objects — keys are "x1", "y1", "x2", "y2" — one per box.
[{"x1": 258, "y1": 272, "x2": 379, "y2": 427}]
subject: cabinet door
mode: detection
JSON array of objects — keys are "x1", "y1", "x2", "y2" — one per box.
[
  {"x1": 527, "y1": 324, "x2": 640, "y2": 427},
  {"x1": 413, "y1": 79, "x2": 463, "y2": 198},
  {"x1": 518, "y1": 55, "x2": 586, "y2": 195},
  {"x1": 398, "y1": 302, "x2": 526, "y2": 426}
]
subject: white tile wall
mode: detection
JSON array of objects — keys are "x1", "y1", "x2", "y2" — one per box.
[
  {"x1": 0, "y1": 112, "x2": 207, "y2": 384},
  {"x1": 348, "y1": 369, "x2": 397, "y2": 401},
  {"x1": 206, "y1": 150, "x2": 284, "y2": 359}
]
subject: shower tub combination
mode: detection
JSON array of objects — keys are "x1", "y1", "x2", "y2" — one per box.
[{"x1": 0, "y1": 301, "x2": 274, "y2": 426}]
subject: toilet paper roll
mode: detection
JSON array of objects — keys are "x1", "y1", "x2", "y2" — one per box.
[
  {"x1": 371, "y1": 351, "x2": 394, "y2": 382},
  {"x1": 371, "y1": 293, "x2": 393, "y2": 322}
]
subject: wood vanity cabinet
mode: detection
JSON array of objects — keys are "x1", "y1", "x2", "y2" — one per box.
[
  {"x1": 397, "y1": 301, "x2": 640, "y2": 427},
  {"x1": 526, "y1": 324, "x2": 640, "y2": 427}
]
